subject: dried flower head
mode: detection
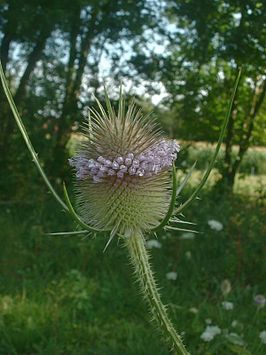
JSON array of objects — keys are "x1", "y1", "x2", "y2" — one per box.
[{"x1": 69, "y1": 90, "x2": 180, "y2": 236}]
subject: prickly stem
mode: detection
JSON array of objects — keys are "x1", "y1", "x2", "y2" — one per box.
[{"x1": 125, "y1": 232, "x2": 189, "y2": 355}]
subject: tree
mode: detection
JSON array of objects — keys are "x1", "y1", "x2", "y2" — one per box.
[
  {"x1": 0, "y1": 0, "x2": 162, "y2": 183},
  {"x1": 128, "y1": 0, "x2": 266, "y2": 190},
  {"x1": 163, "y1": 0, "x2": 266, "y2": 190},
  {"x1": 50, "y1": 0, "x2": 160, "y2": 177}
]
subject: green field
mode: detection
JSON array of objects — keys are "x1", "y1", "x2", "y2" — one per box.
[{"x1": 1, "y1": 171, "x2": 265, "y2": 354}]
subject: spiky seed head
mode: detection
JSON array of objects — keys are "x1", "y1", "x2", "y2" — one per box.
[{"x1": 69, "y1": 89, "x2": 180, "y2": 236}]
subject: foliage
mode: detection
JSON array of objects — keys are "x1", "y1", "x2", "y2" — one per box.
[
  {"x1": 129, "y1": 0, "x2": 266, "y2": 188},
  {"x1": 1, "y1": 0, "x2": 265, "y2": 190},
  {"x1": 0, "y1": 0, "x2": 164, "y2": 179},
  {"x1": 0, "y1": 181, "x2": 265, "y2": 354}
]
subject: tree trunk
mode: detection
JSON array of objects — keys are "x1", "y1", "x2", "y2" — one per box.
[
  {"x1": 219, "y1": 75, "x2": 239, "y2": 191},
  {"x1": 231, "y1": 78, "x2": 266, "y2": 178},
  {"x1": 0, "y1": 4, "x2": 16, "y2": 154},
  {"x1": 0, "y1": 31, "x2": 12, "y2": 73},
  {"x1": 55, "y1": 8, "x2": 81, "y2": 150},
  {"x1": 0, "y1": 27, "x2": 52, "y2": 163},
  {"x1": 220, "y1": 76, "x2": 266, "y2": 192},
  {"x1": 52, "y1": 9, "x2": 99, "y2": 179}
]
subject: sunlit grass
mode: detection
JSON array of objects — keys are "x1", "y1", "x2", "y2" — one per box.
[{"x1": 177, "y1": 169, "x2": 266, "y2": 197}]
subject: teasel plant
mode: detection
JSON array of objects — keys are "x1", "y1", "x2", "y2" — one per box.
[{"x1": 0, "y1": 62, "x2": 241, "y2": 354}]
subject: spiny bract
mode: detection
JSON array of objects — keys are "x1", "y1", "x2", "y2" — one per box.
[{"x1": 69, "y1": 89, "x2": 180, "y2": 236}]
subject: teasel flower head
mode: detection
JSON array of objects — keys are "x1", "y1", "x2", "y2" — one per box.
[{"x1": 69, "y1": 89, "x2": 180, "y2": 237}]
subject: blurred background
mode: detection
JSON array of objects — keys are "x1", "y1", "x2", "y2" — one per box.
[{"x1": 0, "y1": 0, "x2": 265, "y2": 354}]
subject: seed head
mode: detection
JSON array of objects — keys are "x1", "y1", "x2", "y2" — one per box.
[{"x1": 69, "y1": 91, "x2": 180, "y2": 236}]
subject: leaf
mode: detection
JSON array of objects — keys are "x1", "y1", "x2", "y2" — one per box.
[
  {"x1": 225, "y1": 343, "x2": 251, "y2": 355},
  {"x1": 102, "y1": 226, "x2": 118, "y2": 253},
  {"x1": 169, "y1": 217, "x2": 196, "y2": 226},
  {"x1": 164, "y1": 226, "x2": 199, "y2": 234},
  {"x1": 45, "y1": 230, "x2": 89, "y2": 236}
]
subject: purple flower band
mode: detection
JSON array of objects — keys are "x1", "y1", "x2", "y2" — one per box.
[{"x1": 69, "y1": 139, "x2": 180, "y2": 183}]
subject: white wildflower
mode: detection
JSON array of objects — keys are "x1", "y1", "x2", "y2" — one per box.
[
  {"x1": 254, "y1": 294, "x2": 266, "y2": 308},
  {"x1": 222, "y1": 301, "x2": 234, "y2": 310},
  {"x1": 208, "y1": 219, "x2": 223, "y2": 231},
  {"x1": 231, "y1": 320, "x2": 238, "y2": 328},
  {"x1": 189, "y1": 307, "x2": 198, "y2": 314},
  {"x1": 180, "y1": 232, "x2": 195, "y2": 240},
  {"x1": 200, "y1": 325, "x2": 221, "y2": 342},
  {"x1": 201, "y1": 331, "x2": 213, "y2": 342},
  {"x1": 221, "y1": 279, "x2": 232, "y2": 296},
  {"x1": 259, "y1": 331, "x2": 266, "y2": 344},
  {"x1": 166, "y1": 272, "x2": 177, "y2": 281},
  {"x1": 146, "y1": 239, "x2": 162, "y2": 249},
  {"x1": 185, "y1": 251, "x2": 192, "y2": 259}
]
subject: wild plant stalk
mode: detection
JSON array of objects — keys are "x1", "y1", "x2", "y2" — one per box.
[
  {"x1": 126, "y1": 232, "x2": 188, "y2": 354},
  {"x1": 0, "y1": 62, "x2": 241, "y2": 354}
]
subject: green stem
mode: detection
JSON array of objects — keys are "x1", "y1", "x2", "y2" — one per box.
[{"x1": 126, "y1": 233, "x2": 189, "y2": 355}]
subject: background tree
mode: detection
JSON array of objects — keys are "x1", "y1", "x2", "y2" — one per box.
[
  {"x1": 127, "y1": 0, "x2": 266, "y2": 190},
  {"x1": 1, "y1": 0, "x2": 265, "y2": 194},
  {"x1": 161, "y1": 0, "x2": 266, "y2": 189},
  {"x1": 0, "y1": 0, "x2": 162, "y2": 187}
]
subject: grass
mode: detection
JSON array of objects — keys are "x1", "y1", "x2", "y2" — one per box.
[
  {"x1": 177, "y1": 169, "x2": 266, "y2": 199},
  {"x1": 180, "y1": 142, "x2": 266, "y2": 175},
  {"x1": 0, "y1": 176, "x2": 266, "y2": 354}
]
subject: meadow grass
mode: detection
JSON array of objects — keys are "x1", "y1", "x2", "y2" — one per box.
[{"x1": 0, "y1": 176, "x2": 265, "y2": 354}]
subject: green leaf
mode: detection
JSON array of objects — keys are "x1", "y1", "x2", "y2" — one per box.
[
  {"x1": 169, "y1": 217, "x2": 196, "y2": 226},
  {"x1": 164, "y1": 226, "x2": 199, "y2": 234},
  {"x1": 46, "y1": 230, "x2": 89, "y2": 236}
]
